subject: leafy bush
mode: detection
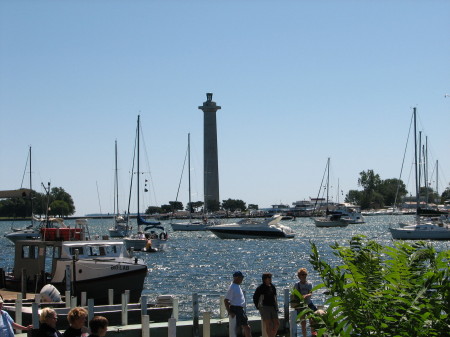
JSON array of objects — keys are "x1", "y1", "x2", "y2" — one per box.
[{"x1": 306, "y1": 236, "x2": 450, "y2": 337}]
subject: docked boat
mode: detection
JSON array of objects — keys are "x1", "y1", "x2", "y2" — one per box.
[
  {"x1": 389, "y1": 222, "x2": 450, "y2": 240},
  {"x1": 5, "y1": 217, "x2": 71, "y2": 243},
  {"x1": 2, "y1": 237, "x2": 148, "y2": 304},
  {"x1": 208, "y1": 215, "x2": 295, "y2": 239}
]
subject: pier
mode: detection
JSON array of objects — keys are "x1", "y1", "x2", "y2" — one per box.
[{"x1": 5, "y1": 289, "x2": 300, "y2": 337}]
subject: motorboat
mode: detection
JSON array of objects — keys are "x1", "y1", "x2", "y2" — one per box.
[
  {"x1": 389, "y1": 222, "x2": 450, "y2": 240},
  {"x1": 3, "y1": 238, "x2": 148, "y2": 304},
  {"x1": 5, "y1": 217, "x2": 68, "y2": 243},
  {"x1": 171, "y1": 220, "x2": 213, "y2": 231},
  {"x1": 207, "y1": 215, "x2": 295, "y2": 239}
]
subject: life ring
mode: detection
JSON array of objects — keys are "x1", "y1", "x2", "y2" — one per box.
[{"x1": 159, "y1": 232, "x2": 167, "y2": 240}]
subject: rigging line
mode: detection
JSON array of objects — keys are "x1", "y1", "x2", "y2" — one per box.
[
  {"x1": 20, "y1": 148, "x2": 31, "y2": 189},
  {"x1": 174, "y1": 145, "x2": 189, "y2": 203},
  {"x1": 312, "y1": 158, "x2": 329, "y2": 214},
  {"x1": 127, "y1": 123, "x2": 138, "y2": 220},
  {"x1": 394, "y1": 112, "x2": 414, "y2": 208},
  {"x1": 139, "y1": 121, "x2": 158, "y2": 207}
]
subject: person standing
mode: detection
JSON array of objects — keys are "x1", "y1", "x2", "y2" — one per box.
[
  {"x1": 253, "y1": 272, "x2": 280, "y2": 337},
  {"x1": 87, "y1": 316, "x2": 108, "y2": 337},
  {"x1": 0, "y1": 296, "x2": 32, "y2": 337},
  {"x1": 290, "y1": 267, "x2": 317, "y2": 337},
  {"x1": 37, "y1": 307, "x2": 63, "y2": 337},
  {"x1": 224, "y1": 271, "x2": 252, "y2": 337},
  {"x1": 63, "y1": 307, "x2": 89, "y2": 337}
]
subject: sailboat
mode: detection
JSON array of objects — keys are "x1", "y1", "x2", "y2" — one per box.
[
  {"x1": 390, "y1": 108, "x2": 450, "y2": 240},
  {"x1": 4, "y1": 147, "x2": 41, "y2": 242},
  {"x1": 312, "y1": 158, "x2": 349, "y2": 228},
  {"x1": 108, "y1": 140, "x2": 131, "y2": 238},
  {"x1": 123, "y1": 115, "x2": 167, "y2": 251},
  {"x1": 171, "y1": 133, "x2": 213, "y2": 231}
]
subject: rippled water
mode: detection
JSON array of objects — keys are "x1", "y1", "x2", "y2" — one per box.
[{"x1": 1, "y1": 215, "x2": 449, "y2": 320}]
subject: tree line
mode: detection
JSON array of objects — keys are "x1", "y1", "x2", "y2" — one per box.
[
  {"x1": 345, "y1": 169, "x2": 450, "y2": 209},
  {"x1": 0, "y1": 187, "x2": 75, "y2": 218}
]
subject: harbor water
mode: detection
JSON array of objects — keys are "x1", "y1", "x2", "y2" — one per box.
[{"x1": 1, "y1": 215, "x2": 449, "y2": 320}]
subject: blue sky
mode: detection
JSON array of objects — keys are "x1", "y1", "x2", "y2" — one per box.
[{"x1": 1, "y1": 0, "x2": 449, "y2": 216}]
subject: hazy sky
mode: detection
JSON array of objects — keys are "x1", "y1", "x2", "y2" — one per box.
[{"x1": 1, "y1": 0, "x2": 449, "y2": 216}]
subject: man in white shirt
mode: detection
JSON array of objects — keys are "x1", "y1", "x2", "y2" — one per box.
[{"x1": 224, "y1": 271, "x2": 252, "y2": 337}]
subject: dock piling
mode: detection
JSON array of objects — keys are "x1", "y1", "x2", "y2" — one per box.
[
  {"x1": 203, "y1": 312, "x2": 211, "y2": 337},
  {"x1": 172, "y1": 298, "x2": 179, "y2": 320},
  {"x1": 284, "y1": 288, "x2": 290, "y2": 329},
  {"x1": 121, "y1": 293, "x2": 128, "y2": 325},
  {"x1": 88, "y1": 299, "x2": 94, "y2": 322},
  {"x1": 168, "y1": 317, "x2": 177, "y2": 337},
  {"x1": 229, "y1": 315, "x2": 237, "y2": 337},
  {"x1": 81, "y1": 292, "x2": 87, "y2": 306},
  {"x1": 108, "y1": 289, "x2": 114, "y2": 305},
  {"x1": 15, "y1": 294, "x2": 23, "y2": 334},
  {"x1": 141, "y1": 315, "x2": 149, "y2": 337},
  {"x1": 289, "y1": 310, "x2": 297, "y2": 336},
  {"x1": 32, "y1": 303, "x2": 39, "y2": 329},
  {"x1": 219, "y1": 295, "x2": 226, "y2": 318},
  {"x1": 192, "y1": 293, "x2": 199, "y2": 337},
  {"x1": 141, "y1": 295, "x2": 148, "y2": 316}
]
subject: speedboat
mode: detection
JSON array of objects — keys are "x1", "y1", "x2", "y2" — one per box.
[
  {"x1": 207, "y1": 215, "x2": 295, "y2": 239},
  {"x1": 4, "y1": 238, "x2": 148, "y2": 304},
  {"x1": 389, "y1": 222, "x2": 450, "y2": 240}
]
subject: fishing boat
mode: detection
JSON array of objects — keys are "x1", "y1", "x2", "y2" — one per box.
[
  {"x1": 108, "y1": 140, "x2": 131, "y2": 238},
  {"x1": 208, "y1": 215, "x2": 295, "y2": 239},
  {"x1": 123, "y1": 115, "x2": 167, "y2": 251},
  {"x1": 170, "y1": 133, "x2": 216, "y2": 231},
  {"x1": 2, "y1": 222, "x2": 148, "y2": 304}
]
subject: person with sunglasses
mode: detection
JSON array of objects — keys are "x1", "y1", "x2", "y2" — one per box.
[
  {"x1": 291, "y1": 268, "x2": 317, "y2": 337},
  {"x1": 253, "y1": 272, "x2": 280, "y2": 337}
]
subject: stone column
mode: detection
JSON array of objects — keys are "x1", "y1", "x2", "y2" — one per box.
[{"x1": 198, "y1": 93, "x2": 221, "y2": 211}]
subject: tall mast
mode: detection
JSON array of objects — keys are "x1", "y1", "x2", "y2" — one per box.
[
  {"x1": 137, "y1": 115, "x2": 141, "y2": 216},
  {"x1": 29, "y1": 146, "x2": 33, "y2": 223},
  {"x1": 114, "y1": 140, "x2": 119, "y2": 216},
  {"x1": 188, "y1": 133, "x2": 192, "y2": 220},
  {"x1": 326, "y1": 157, "x2": 330, "y2": 210},
  {"x1": 436, "y1": 160, "x2": 439, "y2": 195},
  {"x1": 413, "y1": 108, "x2": 419, "y2": 208}
]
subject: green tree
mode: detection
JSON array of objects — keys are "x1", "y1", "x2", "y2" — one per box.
[
  {"x1": 205, "y1": 199, "x2": 220, "y2": 212},
  {"x1": 419, "y1": 186, "x2": 440, "y2": 204},
  {"x1": 49, "y1": 200, "x2": 70, "y2": 217},
  {"x1": 187, "y1": 201, "x2": 204, "y2": 212},
  {"x1": 378, "y1": 178, "x2": 408, "y2": 206},
  {"x1": 145, "y1": 206, "x2": 162, "y2": 214},
  {"x1": 441, "y1": 187, "x2": 450, "y2": 203},
  {"x1": 160, "y1": 204, "x2": 173, "y2": 213},
  {"x1": 345, "y1": 190, "x2": 363, "y2": 205},
  {"x1": 49, "y1": 187, "x2": 75, "y2": 215},
  {"x1": 221, "y1": 198, "x2": 246, "y2": 212},
  {"x1": 169, "y1": 201, "x2": 183, "y2": 212},
  {"x1": 306, "y1": 236, "x2": 450, "y2": 337}
]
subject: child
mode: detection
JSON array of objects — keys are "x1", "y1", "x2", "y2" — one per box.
[{"x1": 88, "y1": 316, "x2": 108, "y2": 337}]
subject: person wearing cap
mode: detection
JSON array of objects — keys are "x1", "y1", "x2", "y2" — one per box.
[
  {"x1": 253, "y1": 272, "x2": 280, "y2": 337},
  {"x1": 224, "y1": 271, "x2": 251, "y2": 337},
  {"x1": 0, "y1": 296, "x2": 33, "y2": 337}
]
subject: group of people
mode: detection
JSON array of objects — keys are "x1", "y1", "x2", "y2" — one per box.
[
  {"x1": 224, "y1": 268, "x2": 318, "y2": 337},
  {"x1": 0, "y1": 297, "x2": 108, "y2": 337}
]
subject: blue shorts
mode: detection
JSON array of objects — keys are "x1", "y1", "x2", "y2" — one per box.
[{"x1": 230, "y1": 305, "x2": 249, "y2": 326}]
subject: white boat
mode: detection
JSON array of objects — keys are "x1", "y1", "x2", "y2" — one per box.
[
  {"x1": 123, "y1": 115, "x2": 167, "y2": 251},
  {"x1": 5, "y1": 217, "x2": 67, "y2": 243},
  {"x1": 208, "y1": 215, "x2": 295, "y2": 239},
  {"x1": 3, "y1": 227, "x2": 148, "y2": 304},
  {"x1": 389, "y1": 108, "x2": 449, "y2": 240},
  {"x1": 389, "y1": 222, "x2": 450, "y2": 240},
  {"x1": 108, "y1": 141, "x2": 131, "y2": 238}
]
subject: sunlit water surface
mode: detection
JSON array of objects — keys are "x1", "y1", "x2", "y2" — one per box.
[{"x1": 1, "y1": 215, "x2": 449, "y2": 320}]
